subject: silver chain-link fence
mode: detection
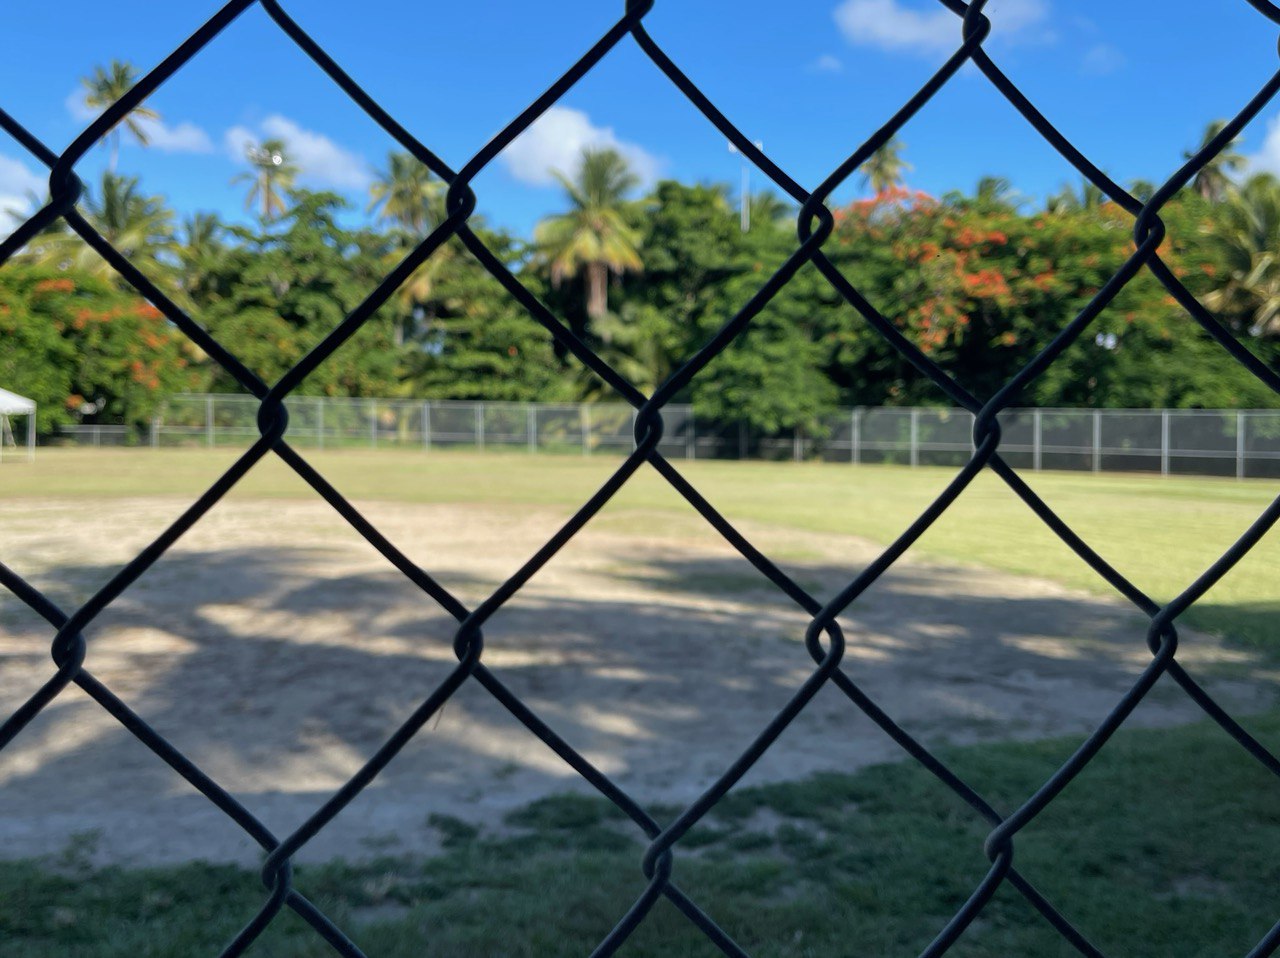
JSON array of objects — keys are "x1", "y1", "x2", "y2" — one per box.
[
  {"x1": 79, "y1": 395, "x2": 1280, "y2": 479},
  {"x1": 3, "y1": 1, "x2": 1280, "y2": 955}
]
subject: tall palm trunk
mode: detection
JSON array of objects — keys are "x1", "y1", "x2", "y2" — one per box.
[{"x1": 587, "y1": 262, "x2": 609, "y2": 320}]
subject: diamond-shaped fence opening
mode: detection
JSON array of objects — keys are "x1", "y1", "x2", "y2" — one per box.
[{"x1": 4, "y1": 1, "x2": 1280, "y2": 956}]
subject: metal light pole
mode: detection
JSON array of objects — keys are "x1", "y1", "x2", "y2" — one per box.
[
  {"x1": 728, "y1": 140, "x2": 763, "y2": 233},
  {"x1": 246, "y1": 144, "x2": 284, "y2": 219}
]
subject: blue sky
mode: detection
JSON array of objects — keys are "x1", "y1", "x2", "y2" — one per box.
[{"x1": 5, "y1": 0, "x2": 1280, "y2": 239}]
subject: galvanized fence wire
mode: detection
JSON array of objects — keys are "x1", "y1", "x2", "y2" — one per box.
[{"x1": 2, "y1": 0, "x2": 1280, "y2": 954}]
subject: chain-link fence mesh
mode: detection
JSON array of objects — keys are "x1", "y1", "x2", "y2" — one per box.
[{"x1": 3, "y1": 1, "x2": 1280, "y2": 955}]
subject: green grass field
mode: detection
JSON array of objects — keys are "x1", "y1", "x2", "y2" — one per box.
[
  {"x1": 3, "y1": 716, "x2": 1278, "y2": 957},
  {"x1": 5, "y1": 447, "x2": 1279, "y2": 650},
  {"x1": 2, "y1": 448, "x2": 1278, "y2": 955}
]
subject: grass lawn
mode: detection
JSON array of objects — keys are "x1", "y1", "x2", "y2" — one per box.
[
  {"x1": 3, "y1": 449, "x2": 1277, "y2": 955},
  {"x1": 2, "y1": 713, "x2": 1277, "y2": 957},
  {"x1": 4, "y1": 447, "x2": 1279, "y2": 650}
]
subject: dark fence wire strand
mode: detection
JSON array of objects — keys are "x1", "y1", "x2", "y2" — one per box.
[{"x1": 2, "y1": 0, "x2": 1279, "y2": 955}]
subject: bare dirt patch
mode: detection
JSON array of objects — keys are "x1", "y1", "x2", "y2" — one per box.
[{"x1": 0, "y1": 495, "x2": 1273, "y2": 865}]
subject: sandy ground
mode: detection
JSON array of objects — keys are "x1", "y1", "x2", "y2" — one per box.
[{"x1": 0, "y1": 495, "x2": 1274, "y2": 866}]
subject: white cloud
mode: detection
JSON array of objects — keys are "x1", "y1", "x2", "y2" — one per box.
[
  {"x1": 834, "y1": 0, "x2": 1051, "y2": 56},
  {"x1": 137, "y1": 117, "x2": 213, "y2": 153},
  {"x1": 1081, "y1": 43, "x2": 1125, "y2": 76},
  {"x1": 223, "y1": 124, "x2": 257, "y2": 160},
  {"x1": 1245, "y1": 114, "x2": 1280, "y2": 176},
  {"x1": 811, "y1": 54, "x2": 845, "y2": 73},
  {"x1": 0, "y1": 154, "x2": 45, "y2": 235},
  {"x1": 224, "y1": 115, "x2": 371, "y2": 191},
  {"x1": 65, "y1": 89, "x2": 97, "y2": 122},
  {"x1": 0, "y1": 154, "x2": 44, "y2": 199},
  {"x1": 65, "y1": 89, "x2": 213, "y2": 154},
  {"x1": 500, "y1": 106, "x2": 662, "y2": 187}
]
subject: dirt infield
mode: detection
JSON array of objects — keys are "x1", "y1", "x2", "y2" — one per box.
[{"x1": 1, "y1": 495, "x2": 1274, "y2": 866}]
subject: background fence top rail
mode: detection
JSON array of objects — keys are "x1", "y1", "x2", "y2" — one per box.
[{"x1": 58, "y1": 396, "x2": 1277, "y2": 479}]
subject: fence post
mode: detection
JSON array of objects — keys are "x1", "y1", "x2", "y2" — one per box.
[
  {"x1": 422, "y1": 401, "x2": 431, "y2": 453},
  {"x1": 150, "y1": 417, "x2": 160, "y2": 448},
  {"x1": 527, "y1": 404, "x2": 537, "y2": 454},
  {"x1": 793, "y1": 428, "x2": 802, "y2": 462},
  {"x1": 206, "y1": 395, "x2": 214, "y2": 448},
  {"x1": 1160, "y1": 409, "x2": 1170, "y2": 477},
  {"x1": 476, "y1": 403, "x2": 485, "y2": 451},
  {"x1": 1093, "y1": 410, "x2": 1102, "y2": 473},
  {"x1": 317, "y1": 398, "x2": 325, "y2": 450},
  {"x1": 1033, "y1": 409, "x2": 1042, "y2": 472},
  {"x1": 687, "y1": 413, "x2": 696, "y2": 460},
  {"x1": 910, "y1": 408, "x2": 919, "y2": 468},
  {"x1": 369, "y1": 399, "x2": 378, "y2": 448},
  {"x1": 852, "y1": 408, "x2": 861, "y2": 465},
  {"x1": 581, "y1": 404, "x2": 590, "y2": 456},
  {"x1": 1237, "y1": 410, "x2": 1246, "y2": 481}
]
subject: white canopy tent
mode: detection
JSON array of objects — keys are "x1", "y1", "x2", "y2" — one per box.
[{"x1": 0, "y1": 388, "x2": 36, "y2": 462}]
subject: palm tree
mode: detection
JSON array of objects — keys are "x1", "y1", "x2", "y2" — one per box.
[
  {"x1": 1186, "y1": 120, "x2": 1246, "y2": 204},
  {"x1": 1202, "y1": 173, "x2": 1280, "y2": 335},
  {"x1": 30, "y1": 172, "x2": 175, "y2": 281},
  {"x1": 178, "y1": 212, "x2": 224, "y2": 305},
  {"x1": 368, "y1": 151, "x2": 453, "y2": 345},
  {"x1": 232, "y1": 138, "x2": 297, "y2": 220},
  {"x1": 85, "y1": 173, "x2": 176, "y2": 278},
  {"x1": 859, "y1": 137, "x2": 911, "y2": 197},
  {"x1": 534, "y1": 148, "x2": 643, "y2": 321},
  {"x1": 81, "y1": 61, "x2": 160, "y2": 172},
  {"x1": 368, "y1": 151, "x2": 445, "y2": 234},
  {"x1": 1046, "y1": 178, "x2": 1107, "y2": 214},
  {"x1": 578, "y1": 303, "x2": 678, "y2": 398},
  {"x1": 974, "y1": 176, "x2": 1017, "y2": 210},
  {"x1": 1129, "y1": 179, "x2": 1158, "y2": 204}
]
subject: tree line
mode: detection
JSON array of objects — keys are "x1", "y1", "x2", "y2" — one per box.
[{"x1": 4, "y1": 61, "x2": 1280, "y2": 436}]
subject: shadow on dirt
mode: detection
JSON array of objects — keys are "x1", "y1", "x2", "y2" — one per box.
[{"x1": 0, "y1": 545, "x2": 1273, "y2": 864}]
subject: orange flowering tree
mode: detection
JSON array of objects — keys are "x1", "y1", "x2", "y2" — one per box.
[
  {"x1": 0, "y1": 264, "x2": 196, "y2": 433},
  {"x1": 814, "y1": 189, "x2": 1280, "y2": 409}
]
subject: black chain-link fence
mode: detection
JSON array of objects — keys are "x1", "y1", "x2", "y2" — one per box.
[{"x1": 4, "y1": 1, "x2": 1280, "y2": 955}]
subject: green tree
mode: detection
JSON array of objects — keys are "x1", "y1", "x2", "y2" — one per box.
[
  {"x1": 27, "y1": 173, "x2": 176, "y2": 286},
  {"x1": 200, "y1": 192, "x2": 400, "y2": 394},
  {"x1": 368, "y1": 151, "x2": 445, "y2": 234},
  {"x1": 597, "y1": 179, "x2": 839, "y2": 431},
  {"x1": 744, "y1": 191, "x2": 794, "y2": 232},
  {"x1": 1186, "y1": 120, "x2": 1246, "y2": 204},
  {"x1": 534, "y1": 148, "x2": 643, "y2": 321},
  {"x1": 588, "y1": 181, "x2": 737, "y2": 398},
  {"x1": 973, "y1": 176, "x2": 1017, "y2": 211},
  {"x1": 1201, "y1": 173, "x2": 1280, "y2": 336},
  {"x1": 1129, "y1": 179, "x2": 1158, "y2": 204},
  {"x1": 368, "y1": 151, "x2": 452, "y2": 345},
  {"x1": 859, "y1": 137, "x2": 911, "y2": 197},
  {"x1": 0, "y1": 264, "x2": 195, "y2": 431},
  {"x1": 81, "y1": 60, "x2": 160, "y2": 172},
  {"x1": 233, "y1": 138, "x2": 298, "y2": 220},
  {"x1": 405, "y1": 240, "x2": 570, "y2": 402},
  {"x1": 177, "y1": 212, "x2": 226, "y2": 307},
  {"x1": 1046, "y1": 178, "x2": 1107, "y2": 214}
]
